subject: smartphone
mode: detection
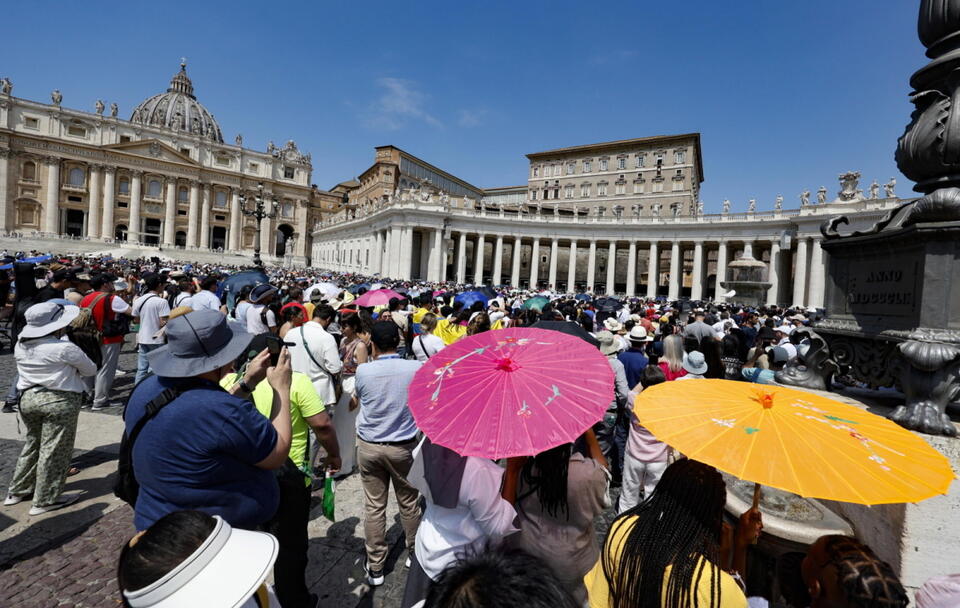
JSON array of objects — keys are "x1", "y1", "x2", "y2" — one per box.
[{"x1": 265, "y1": 335, "x2": 295, "y2": 366}]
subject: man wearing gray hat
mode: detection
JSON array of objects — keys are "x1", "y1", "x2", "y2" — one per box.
[{"x1": 123, "y1": 310, "x2": 292, "y2": 531}]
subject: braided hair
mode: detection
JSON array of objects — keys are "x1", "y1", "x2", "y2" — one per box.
[
  {"x1": 602, "y1": 459, "x2": 727, "y2": 608},
  {"x1": 519, "y1": 443, "x2": 572, "y2": 519},
  {"x1": 818, "y1": 535, "x2": 909, "y2": 608}
]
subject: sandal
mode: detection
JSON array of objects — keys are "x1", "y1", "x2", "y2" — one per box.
[{"x1": 67, "y1": 467, "x2": 80, "y2": 477}]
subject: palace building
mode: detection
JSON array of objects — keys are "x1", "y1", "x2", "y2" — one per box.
[{"x1": 0, "y1": 63, "x2": 338, "y2": 265}]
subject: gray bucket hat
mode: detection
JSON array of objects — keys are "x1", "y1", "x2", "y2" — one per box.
[
  {"x1": 146, "y1": 310, "x2": 252, "y2": 378},
  {"x1": 682, "y1": 350, "x2": 709, "y2": 375}
]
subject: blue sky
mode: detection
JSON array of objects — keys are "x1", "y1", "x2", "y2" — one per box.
[{"x1": 3, "y1": 1, "x2": 923, "y2": 212}]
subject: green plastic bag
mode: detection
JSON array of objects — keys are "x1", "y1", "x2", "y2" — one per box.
[{"x1": 321, "y1": 472, "x2": 336, "y2": 522}]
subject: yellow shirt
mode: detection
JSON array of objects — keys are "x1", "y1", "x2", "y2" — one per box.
[
  {"x1": 583, "y1": 515, "x2": 746, "y2": 608},
  {"x1": 304, "y1": 301, "x2": 316, "y2": 320},
  {"x1": 434, "y1": 318, "x2": 507, "y2": 345},
  {"x1": 220, "y1": 372, "x2": 325, "y2": 486}
]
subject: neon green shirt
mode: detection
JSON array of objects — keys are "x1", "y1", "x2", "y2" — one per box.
[{"x1": 221, "y1": 372, "x2": 325, "y2": 485}]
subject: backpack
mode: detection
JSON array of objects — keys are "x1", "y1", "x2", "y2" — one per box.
[
  {"x1": 114, "y1": 380, "x2": 203, "y2": 507},
  {"x1": 88, "y1": 293, "x2": 130, "y2": 338},
  {"x1": 66, "y1": 307, "x2": 103, "y2": 367}
]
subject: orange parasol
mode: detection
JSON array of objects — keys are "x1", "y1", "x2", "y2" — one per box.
[{"x1": 633, "y1": 379, "x2": 955, "y2": 505}]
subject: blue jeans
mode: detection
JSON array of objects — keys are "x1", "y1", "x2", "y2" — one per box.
[{"x1": 135, "y1": 343, "x2": 163, "y2": 386}]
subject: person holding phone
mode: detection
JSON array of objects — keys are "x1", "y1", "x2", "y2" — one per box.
[{"x1": 223, "y1": 333, "x2": 340, "y2": 608}]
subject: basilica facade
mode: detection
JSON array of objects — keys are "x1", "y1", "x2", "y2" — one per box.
[{"x1": 0, "y1": 63, "x2": 338, "y2": 265}]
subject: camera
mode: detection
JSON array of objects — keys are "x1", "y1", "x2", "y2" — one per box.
[{"x1": 264, "y1": 335, "x2": 295, "y2": 366}]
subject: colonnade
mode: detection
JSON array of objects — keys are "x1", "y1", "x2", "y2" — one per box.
[{"x1": 314, "y1": 227, "x2": 829, "y2": 308}]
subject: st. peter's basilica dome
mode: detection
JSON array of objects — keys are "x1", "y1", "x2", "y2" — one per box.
[{"x1": 129, "y1": 62, "x2": 224, "y2": 143}]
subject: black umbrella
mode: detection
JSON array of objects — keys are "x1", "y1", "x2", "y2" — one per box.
[
  {"x1": 594, "y1": 296, "x2": 620, "y2": 313},
  {"x1": 529, "y1": 320, "x2": 600, "y2": 348},
  {"x1": 479, "y1": 285, "x2": 498, "y2": 299}
]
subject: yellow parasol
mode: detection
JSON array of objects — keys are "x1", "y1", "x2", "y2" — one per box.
[{"x1": 633, "y1": 379, "x2": 955, "y2": 505}]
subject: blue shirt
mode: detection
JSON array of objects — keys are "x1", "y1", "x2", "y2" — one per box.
[
  {"x1": 617, "y1": 348, "x2": 649, "y2": 389},
  {"x1": 125, "y1": 375, "x2": 279, "y2": 531},
  {"x1": 355, "y1": 354, "x2": 421, "y2": 443}
]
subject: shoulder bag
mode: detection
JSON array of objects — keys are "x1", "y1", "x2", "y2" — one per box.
[{"x1": 299, "y1": 325, "x2": 342, "y2": 400}]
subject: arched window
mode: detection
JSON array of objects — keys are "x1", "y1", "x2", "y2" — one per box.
[
  {"x1": 147, "y1": 180, "x2": 162, "y2": 197},
  {"x1": 21, "y1": 161, "x2": 36, "y2": 181},
  {"x1": 119, "y1": 178, "x2": 130, "y2": 194},
  {"x1": 68, "y1": 167, "x2": 85, "y2": 186},
  {"x1": 178, "y1": 187, "x2": 189, "y2": 202}
]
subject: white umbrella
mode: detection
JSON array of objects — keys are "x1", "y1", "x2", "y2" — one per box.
[{"x1": 304, "y1": 282, "x2": 341, "y2": 301}]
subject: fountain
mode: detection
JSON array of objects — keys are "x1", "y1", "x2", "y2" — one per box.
[{"x1": 719, "y1": 242, "x2": 771, "y2": 307}]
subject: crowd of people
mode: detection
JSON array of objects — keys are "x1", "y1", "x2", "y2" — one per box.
[{"x1": 0, "y1": 248, "x2": 949, "y2": 608}]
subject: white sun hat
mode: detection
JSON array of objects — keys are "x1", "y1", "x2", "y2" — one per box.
[
  {"x1": 122, "y1": 515, "x2": 278, "y2": 608},
  {"x1": 19, "y1": 301, "x2": 80, "y2": 339}
]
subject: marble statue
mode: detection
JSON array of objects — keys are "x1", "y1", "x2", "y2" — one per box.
[
  {"x1": 235, "y1": 134, "x2": 243, "y2": 146},
  {"x1": 884, "y1": 177, "x2": 896, "y2": 198},
  {"x1": 816, "y1": 186, "x2": 827, "y2": 204},
  {"x1": 774, "y1": 194, "x2": 783, "y2": 211},
  {"x1": 95, "y1": 99, "x2": 105, "y2": 115},
  {"x1": 440, "y1": 191, "x2": 451, "y2": 207},
  {"x1": 573, "y1": 204, "x2": 579, "y2": 218},
  {"x1": 697, "y1": 201, "x2": 704, "y2": 215},
  {"x1": 837, "y1": 171, "x2": 862, "y2": 202},
  {"x1": 672, "y1": 204, "x2": 680, "y2": 217},
  {"x1": 748, "y1": 199, "x2": 756, "y2": 213},
  {"x1": 869, "y1": 180, "x2": 880, "y2": 199},
  {"x1": 110, "y1": 102, "x2": 118, "y2": 117},
  {"x1": 535, "y1": 201, "x2": 542, "y2": 215},
  {"x1": 800, "y1": 189, "x2": 811, "y2": 207},
  {"x1": 0, "y1": 77, "x2": 11, "y2": 95},
  {"x1": 722, "y1": 199, "x2": 730, "y2": 214},
  {"x1": 553, "y1": 204, "x2": 560, "y2": 217},
  {"x1": 51, "y1": 89, "x2": 62, "y2": 105},
  {"x1": 267, "y1": 141, "x2": 276, "y2": 154},
  {"x1": 653, "y1": 203, "x2": 661, "y2": 217},
  {"x1": 631, "y1": 204, "x2": 641, "y2": 217}
]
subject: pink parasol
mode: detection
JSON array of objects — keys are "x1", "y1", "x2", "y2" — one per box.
[
  {"x1": 407, "y1": 327, "x2": 614, "y2": 458},
  {"x1": 353, "y1": 288, "x2": 404, "y2": 307}
]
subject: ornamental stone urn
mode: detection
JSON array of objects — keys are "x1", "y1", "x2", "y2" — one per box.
[{"x1": 796, "y1": 0, "x2": 960, "y2": 437}]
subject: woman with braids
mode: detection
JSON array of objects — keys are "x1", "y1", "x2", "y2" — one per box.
[
  {"x1": 513, "y1": 429, "x2": 610, "y2": 604},
  {"x1": 800, "y1": 535, "x2": 909, "y2": 608},
  {"x1": 584, "y1": 458, "x2": 762, "y2": 608}
]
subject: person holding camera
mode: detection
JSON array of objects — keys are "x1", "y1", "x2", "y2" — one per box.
[
  {"x1": 80, "y1": 273, "x2": 131, "y2": 411},
  {"x1": 124, "y1": 310, "x2": 292, "y2": 532},
  {"x1": 223, "y1": 333, "x2": 340, "y2": 608}
]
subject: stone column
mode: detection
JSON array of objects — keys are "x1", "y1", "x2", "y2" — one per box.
[
  {"x1": 200, "y1": 184, "x2": 212, "y2": 249},
  {"x1": 474, "y1": 233, "x2": 486, "y2": 285},
  {"x1": 87, "y1": 164, "x2": 102, "y2": 239},
  {"x1": 390, "y1": 225, "x2": 404, "y2": 278},
  {"x1": 372, "y1": 230, "x2": 383, "y2": 275},
  {"x1": 549, "y1": 238, "x2": 559, "y2": 289},
  {"x1": 399, "y1": 226, "x2": 413, "y2": 280},
  {"x1": 714, "y1": 240, "x2": 728, "y2": 302},
  {"x1": 646, "y1": 241, "x2": 659, "y2": 298},
  {"x1": 229, "y1": 188, "x2": 241, "y2": 251},
  {"x1": 187, "y1": 181, "x2": 200, "y2": 247},
  {"x1": 567, "y1": 240, "x2": 578, "y2": 291},
  {"x1": 605, "y1": 241, "x2": 617, "y2": 295},
  {"x1": 807, "y1": 238, "x2": 825, "y2": 309},
  {"x1": 768, "y1": 239, "x2": 781, "y2": 306},
  {"x1": 492, "y1": 234, "x2": 504, "y2": 285},
  {"x1": 792, "y1": 237, "x2": 809, "y2": 307},
  {"x1": 626, "y1": 240, "x2": 637, "y2": 296},
  {"x1": 456, "y1": 232, "x2": 467, "y2": 284},
  {"x1": 586, "y1": 240, "x2": 597, "y2": 292},
  {"x1": 511, "y1": 236, "x2": 522, "y2": 287},
  {"x1": 163, "y1": 178, "x2": 176, "y2": 246},
  {"x1": 430, "y1": 228, "x2": 444, "y2": 281},
  {"x1": 530, "y1": 239, "x2": 540, "y2": 289},
  {"x1": 43, "y1": 156, "x2": 60, "y2": 234},
  {"x1": 295, "y1": 200, "x2": 308, "y2": 259},
  {"x1": 259, "y1": 213, "x2": 273, "y2": 258},
  {"x1": 129, "y1": 170, "x2": 142, "y2": 243},
  {"x1": 0, "y1": 149, "x2": 9, "y2": 232},
  {"x1": 101, "y1": 166, "x2": 115, "y2": 240},
  {"x1": 668, "y1": 240, "x2": 681, "y2": 300}
]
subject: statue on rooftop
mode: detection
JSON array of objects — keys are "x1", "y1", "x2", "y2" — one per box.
[
  {"x1": 884, "y1": 177, "x2": 896, "y2": 198},
  {"x1": 774, "y1": 194, "x2": 783, "y2": 211},
  {"x1": 800, "y1": 189, "x2": 811, "y2": 207},
  {"x1": 95, "y1": 100, "x2": 104, "y2": 115},
  {"x1": 51, "y1": 89, "x2": 62, "y2": 106},
  {"x1": 722, "y1": 199, "x2": 730, "y2": 214},
  {"x1": 869, "y1": 180, "x2": 880, "y2": 199},
  {"x1": 748, "y1": 199, "x2": 756, "y2": 213},
  {"x1": 817, "y1": 186, "x2": 827, "y2": 204},
  {"x1": 0, "y1": 78, "x2": 11, "y2": 95},
  {"x1": 110, "y1": 102, "x2": 118, "y2": 117}
]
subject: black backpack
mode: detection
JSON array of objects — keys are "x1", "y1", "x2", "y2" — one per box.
[{"x1": 114, "y1": 381, "x2": 203, "y2": 507}]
